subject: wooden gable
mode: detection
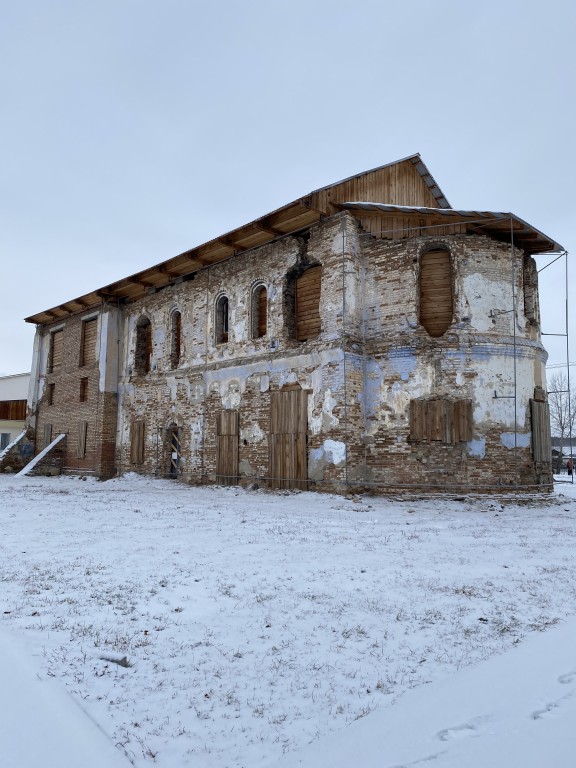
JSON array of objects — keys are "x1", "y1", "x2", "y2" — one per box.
[{"x1": 310, "y1": 156, "x2": 447, "y2": 215}]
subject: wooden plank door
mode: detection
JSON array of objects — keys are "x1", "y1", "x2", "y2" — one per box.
[
  {"x1": 269, "y1": 389, "x2": 308, "y2": 490},
  {"x1": 216, "y1": 410, "x2": 239, "y2": 485}
]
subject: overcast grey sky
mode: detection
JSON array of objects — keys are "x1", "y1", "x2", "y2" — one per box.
[{"x1": 1, "y1": 0, "x2": 574, "y2": 376}]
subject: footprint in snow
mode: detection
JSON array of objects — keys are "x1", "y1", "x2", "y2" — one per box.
[
  {"x1": 531, "y1": 691, "x2": 574, "y2": 721},
  {"x1": 558, "y1": 670, "x2": 576, "y2": 685},
  {"x1": 436, "y1": 716, "x2": 488, "y2": 742}
]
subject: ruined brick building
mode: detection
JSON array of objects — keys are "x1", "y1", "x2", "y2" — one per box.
[{"x1": 18, "y1": 154, "x2": 560, "y2": 491}]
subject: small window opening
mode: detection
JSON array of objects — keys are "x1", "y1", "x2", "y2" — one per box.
[
  {"x1": 80, "y1": 318, "x2": 97, "y2": 366},
  {"x1": 48, "y1": 383, "x2": 55, "y2": 406},
  {"x1": 216, "y1": 296, "x2": 229, "y2": 344},
  {"x1": 49, "y1": 329, "x2": 63, "y2": 373},
  {"x1": 135, "y1": 317, "x2": 152, "y2": 375},
  {"x1": 79, "y1": 378, "x2": 88, "y2": 402},
  {"x1": 170, "y1": 311, "x2": 182, "y2": 369},
  {"x1": 252, "y1": 285, "x2": 267, "y2": 339}
]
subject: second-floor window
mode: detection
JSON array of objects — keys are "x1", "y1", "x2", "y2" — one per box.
[
  {"x1": 135, "y1": 317, "x2": 152, "y2": 375},
  {"x1": 295, "y1": 266, "x2": 321, "y2": 341},
  {"x1": 49, "y1": 329, "x2": 63, "y2": 373},
  {"x1": 215, "y1": 296, "x2": 229, "y2": 344},
  {"x1": 252, "y1": 285, "x2": 267, "y2": 339},
  {"x1": 170, "y1": 310, "x2": 182, "y2": 369},
  {"x1": 80, "y1": 318, "x2": 97, "y2": 366},
  {"x1": 419, "y1": 249, "x2": 453, "y2": 338}
]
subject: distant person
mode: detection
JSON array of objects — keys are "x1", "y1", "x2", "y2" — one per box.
[{"x1": 567, "y1": 457, "x2": 573, "y2": 476}]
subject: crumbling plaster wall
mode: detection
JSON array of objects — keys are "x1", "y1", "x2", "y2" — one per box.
[
  {"x1": 353, "y1": 231, "x2": 549, "y2": 488},
  {"x1": 116, "y1": 215, "x2": 360, "y2": 485}
]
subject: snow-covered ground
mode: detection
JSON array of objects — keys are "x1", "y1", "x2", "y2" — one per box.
[{"x1": 1, "y1": 474, "x2": 575, "y2": 767}]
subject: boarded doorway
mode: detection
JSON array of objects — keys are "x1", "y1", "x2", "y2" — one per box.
[
  {"x1": 168, "y1": 425, "x2": 181, "y2": 477},
  {"x1": 269, "y1": 388, "x2": 308, "y2": 490},
  {"x1": 216, "y1": 410, "x2": 239, "y2": 485}
]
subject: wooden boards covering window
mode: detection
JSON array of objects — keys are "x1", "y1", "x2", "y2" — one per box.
[
  {"x1": 410, "y1": 398, "x2": 472, "y2": 444},
  {"x1": 269, "y1": 388, "x2": 308, "y2": 489},
  {"x1": 216, "y1": 410, "x2": 239, "y2": 485},
  {"x1": 50, "y1": 330, "x2": 63, "y2": 372},
  {"x1": 77, "y1": 421, "x2": 88, "y2": 459},
  {"x1": 130, "y1": 420, "x2": 145, "y2": 464},
  {"x1": 81, "y1": 318, "x2": 97, "y2": 366},
  {"x1": 296, "y1": 266, "x2": 321, "y2": 342},
  {"x1": 531, "y1": 400, "x2": 551, "y2": 463},
  {"x1": 419, "y1": 249, "x2": 453, "y2": 338}
]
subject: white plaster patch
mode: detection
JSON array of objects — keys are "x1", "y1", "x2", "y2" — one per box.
[
  {"x1": 500, "y1": 432, "x2": 531, "y2": 450},
  {"x1": 462, "y1": 273, "x2": 511, "y2": 333},
  {"x1": 240, "y1": 422, "x2": 265, "y2": 444},
  {"x1": 467, "y1": 438, "x2": 486, "y2": 459},
  {"x1": 232, "y1": 318, "x2": 247, "y2": 342},
  {"x1": 332, "y1": 231, "x2": 344, "y2": 255},
  {"x1": 166, "y1": 376, "x2": 178, "y2": 401},
  {"x1": 259, "y1": 375, "x2": 269, "y2": 393},
  {"x1": 309, "y1": 388, "x2": 339, "y2": 435},
  {"x1": 323, "y1": 439, "x2": 346, "y2": 465},
  {"x1": 222, "y1": 380, "x2": 242, "y2": 410}
]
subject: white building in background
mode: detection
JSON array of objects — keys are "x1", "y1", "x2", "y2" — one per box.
[{"x1": 0, "y1": 373, "x2": 30, "y2": 449}]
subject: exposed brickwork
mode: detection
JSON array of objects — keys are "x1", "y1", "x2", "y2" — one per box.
[{"x1": 27, "y1": 211, "x2": 552, "y2": 493}]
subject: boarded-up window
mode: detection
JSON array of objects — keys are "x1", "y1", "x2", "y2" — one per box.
[
  {"x1": 77, "y1": 421, "x2": 88, "y2": 459},
  {"x1": 170, "y1": 311, "x2": 182, "y2": 369},
  {"x1": 296, "y1": 266, "x2": 321, "y2": 341},
  {"x1": 252, "y1": 285, "x2": 267, "y2": 338},
  {"x1": 419, "y1": 249, "x2": 453, "y2": 338},
  {"x1": 130, "y1": 420, "x2": 145, "y2": 465},
  {"x1": 531, "y1": 400, "x2": 551, "y2": 463},
  {"x1": 50, "y1": 330, "x2": 63, "y2": 372},
  {"x1": 410, "y1": 398, "x2": 472, "y2": 444},
  {"x1": 43, "y1": 423, "x2": 53, "y2": 449},
  {"x1": 79, "y1": 377, "x2": 88, "y2": 402},
  {"x1": 80, "y1": 318, "x2": 97, "y2": 366},
  {"x1": 216, "y1": 410, "x2": 238, "y2": 484},
  {"x1": 216, "y1": 296, "x2": 229, "y2": 344},
  {"x1": 135, "y1": 318, "x2": 152, "y2": 375}
]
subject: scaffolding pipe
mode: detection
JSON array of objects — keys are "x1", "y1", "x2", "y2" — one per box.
[
  {"x1": 511, "y1": 216, "x2": 519, "y2": 484},
  {"x1": 341, "y1": 213, "x2": 349, "y2": 487}
]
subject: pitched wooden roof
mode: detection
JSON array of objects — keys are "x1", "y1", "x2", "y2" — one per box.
[{"x1": 24, "y1": 155, "x2": 559, "y2": 326}]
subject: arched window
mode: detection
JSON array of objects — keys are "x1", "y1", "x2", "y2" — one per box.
[
  {"x1": 170, "y1": 310, "x2": 182, "y2": 369},
  {"x1": 252, "y1": 285, "x2": 267, "y2": 339},
  {"x1": 215, "y1": 296, "x2": 229, "y2": 344},
  {"x1": 419, "y1": 249, "x2": 453, "y2": 338},
  {"x1": 135, "y1": 316, "x2": 152, "y2": 374},
  {"x1": 295, "y1": 266, "x2": 321, "y2": 341}
]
